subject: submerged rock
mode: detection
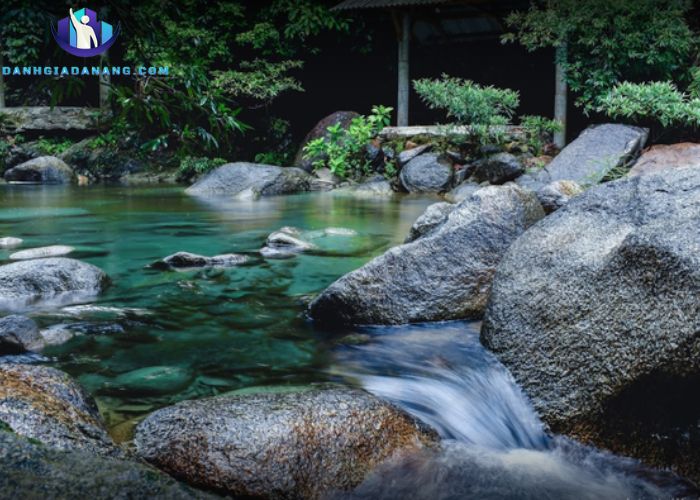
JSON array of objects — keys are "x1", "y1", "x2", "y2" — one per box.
[
  {"x1": 0, "y1": 315, "x2": 43, "y2": 354},
  {"x1": 399, "y1": 154, "x2": 453, "y2": 193},
  {"x1": 4, "y1": 156, "x2": 75, "y2": 184},
  {"x1": 533, "y1": 124, "x2": 648, "y2": 185},
  {"x1": 151, "y1": 251, "x2": 247, "y2": 270},
  {"x1": 261, "y1": 227, "x2": 317, "y2": 258},
  {"x1": 0, "y1": 432, "x2": 210, "y2": 499},
  {"x1": 185, "y1": 162, "x2": 312, "y2": 197},
  {"x1": 472, "y1": 153, "x2": 524, "y2": 185},
  {"x1": 628, "y1": 142, "x2": 700, "y2": 177},
  {"x1": 404, "y1": 202, "x2": 454, "y2": 243},
  {"x1": 0, "y1": 364, "x2": 121, "y2": 456},
  {"x1": 104, "y1": 366, "x2": 194, "y2": 397},
  {"x1": 0, "y1": 237, "x2": 23, "y2": 248},
  {"x1": 481, "y1": 166, "x2": 700, "y2": 482},
  {"x1": 135, "y1": 387, "x2": 437, "y2": 499},
  {"x1": 0, "y1": 258, "x2": 109, "y2": 310},
  {"x1": 310, "y1": 184, "x2": 544, "y2": 326},
  {"x1": 535, "y1": 180, "x2": 584, "y2": 214},
  {"x1": 9, "y1": 245, "x2": 74, "y2": 260}
]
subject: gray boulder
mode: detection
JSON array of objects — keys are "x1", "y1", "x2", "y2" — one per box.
[
  {"x1": 151, "y1": 251, "x2": 247, "y2": 270},
  {"x1": 397, "y1": 144, "x2": 432, "y2": 167},
  {"x1": 135, "y1": 387, "x2": 437, "y2": 499},
  {"x1": 0, "y1": 315, "x2": 43, "y2": 354},
  {"x1": 0, "y1": 432, "x2": 210, "y2": 499},
  {"x1": 0, "y1": 258, "x2": 110, "y2": 310},
  {"x1": 404, "y1": 202, "x2": 454, "y2": 243},
  {"x1": 186, "y1": 162, "x2": 312, "y2": 197},
  {"x1": 0, "y1": 364, "x2": 122, "y2": 456},
  {"x1": 535, "y1": 180, "x2": 584, "y2": 214},
  {"x1": 445, "y1": 182, "x2": 481, "y2": 203},
  {"x1": 4, "y1": 156, "x2": 75, "y2": 184},
  {"x1": 534, "y1": 124, "x2": 648, "y2": 185},
  {"x1": 481, "y1": 166, "x2": 700, "y2": 483},
  {"x1": 472, "y1": 153, "x2": 524, "y2": 185},
  {"x1": 261, "y1": 227, "x2": 317, "y2": 258},
  {"x1": 399, "y1": 154, "x2": 453, "y2": 193},
  {"x1": 310, "y1": 184, "x2": 544, "y2": 326}
]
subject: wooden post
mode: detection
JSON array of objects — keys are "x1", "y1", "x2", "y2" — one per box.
[
  {"x1": 554, "y1": 43, "x2": 567, "y2": 148},
  {"x1": 397, "y1": 11, "x2": 411, "y2": 127},
  {"x1": 99, "y1": 50, "x2": 110, "y2": 111},
  {"x1": 0, "y1": 50, "x2": 5, "y2": 109}
]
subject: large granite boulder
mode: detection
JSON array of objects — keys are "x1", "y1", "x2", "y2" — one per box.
[
  {"x1": 0, "y1": 258, "x2": 109, "y2": 311},
  {"x1": 310, "y1": 184, "x2": 544, "y2": 326},
  {"x1": 294, "y1": 111, "x2": 361, "y2": 172},
  {"x1": 0, "y1": 432, "x2": 210, "y2": 499},
  {"x1": 4, "y1": 156, "x2": 75, "y2": 184},
  {"x1": 399, "y1": 154, "x2": 453, "y2": 193},
  {"x1": 481, "y1": 167, "x2": 700, "y2": 482},
  {"x1": 534, "y1": 124, "x2": 648, "y2": 186},
  {"x1": 628, "y1": 142, "x2": 700, "y2": 177},
  {"x1": 135, "y1": 387, "x2": 436, "y2": 499},
  {"x1": 0, "y1": 315, "x2": 43, "y2": 354},
  {"x1": 0, "y1": 364, "x2": 121, "y2": 456},
  {"x1": 185, "y1": 162, "x2": 312, "y2": 197}
]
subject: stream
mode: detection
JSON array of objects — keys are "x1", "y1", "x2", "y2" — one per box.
[{"x1": 0, "y1": 184, "x2": 694, "y2": 498}]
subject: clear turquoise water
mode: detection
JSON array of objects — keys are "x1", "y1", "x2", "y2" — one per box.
[{"x1": 0, "y1": 184, "x2": 436, "y2": 434}]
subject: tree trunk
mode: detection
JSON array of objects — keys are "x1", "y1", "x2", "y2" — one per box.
[
  {"x1": 396, "y1": 12, "x2": 411, "y2": 127},
  {"x1": 554, "y1": 43, "x2": 568, "y2": 148},
  {"x1": 99, "y1": 51, "x2": 110, "y2": 111}
]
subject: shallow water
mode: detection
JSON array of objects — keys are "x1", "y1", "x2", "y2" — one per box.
[
  {"x1": 0, "y1": 184, "x2": 694, "y2": 497},
  {"x1": 0, "y1": 185, "x2": 435, "y2": 431}
]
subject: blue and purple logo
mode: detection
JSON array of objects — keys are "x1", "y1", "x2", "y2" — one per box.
[{"x1": 52, "y1": 8, "x2": 119, "y2": 57}]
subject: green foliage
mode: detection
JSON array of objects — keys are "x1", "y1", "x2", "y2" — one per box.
[
  {"x1": 177, "y1": 156, "x2": 227, "y2": 181},
  {"x1": 503, "y1": 0, "x2": 695, "y2": 111},
  {"x1": 597, "y1": 81, "x2": 700, "y2": 128},
  {"x1": 414, "y1": 75, "x2": 520, "y2": 126},
  {"x1": 303, "y1": 106, "x2": 393, "y2": 179},
  {"x1": 0, "y1": 8, "x2": 48, "y2": 66},
  {"x1": 34, "y1": 137, "x2": 73, "y2": 156},
  {"x1": 520, "y1": 115, "x2": 562, "y2": 155},
  {"x1": 213, "y1": 60, "x2": 304, "y2": 103}
]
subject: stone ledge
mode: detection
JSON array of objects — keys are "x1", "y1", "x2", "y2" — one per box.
[
  {"x1": 378, "y1": 125, "x2": 525, "y2": 140},
  {"x1": 0, "y1": 107, "x2": 102, "y2": 132}
]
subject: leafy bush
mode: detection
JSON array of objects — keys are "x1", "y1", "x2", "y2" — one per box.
[
  {"x1": 177, "y1": 156, "x2": 227, "y2": 182},
  {"x1": 520, "y1": 116, "x2": 562, "y2": 155},
  {"x1": 303, "y1": 105, "x2": 393, "y2": 179},
  {"x1": 597, "y1": 81, "x2": 700, "y2": 128},
  {"x1": 414, "y1": 75, "x2": 520, "y2": 126}
]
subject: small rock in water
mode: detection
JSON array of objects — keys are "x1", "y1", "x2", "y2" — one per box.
[
  {"x1": 0, "y1": 315, "x2": 44, "y2": 354},
  {"x1": 10, "y1": 245, "x2": 74, "y2": 260},
  {"x1": 40, "y1": 325, "x2": 77, "y2": 346},
  {"x1": 324, "y1": 227, "x2": 359, "y2": 237},
  {"x1": 0, "y1": 237, "x2": 23, "y2": 248},
  {"x1": 260, "y1": 227, "x2": 317, "y2": 258},
  {"x1": 151, "y1": 251, "x2": 247, "y2": 270},
  {"x1": 105, "y1": 366, "x2": 194, "y2": 396}
]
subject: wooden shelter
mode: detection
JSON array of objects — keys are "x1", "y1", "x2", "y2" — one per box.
[{"x1": 332, "y1": 0, "x2": 568, "y2": 146}]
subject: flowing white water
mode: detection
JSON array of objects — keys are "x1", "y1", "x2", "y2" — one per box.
[{"x1": 332, "y1": 322, "x2": 696, "y2": 499}]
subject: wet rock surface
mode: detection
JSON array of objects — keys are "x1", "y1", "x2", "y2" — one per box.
[
  {"x1": 135, "y1": 387, "x2": 437, "y2": 499},
  {"x1": 0, "y1": 315, "x2": 43, "y2": 354},
  {"x1": 151, "y1": 251, "x2": 247, "y2": 270},
  {"x1": 0, "y1": 431, "x2": 211, "y2": 499},
  {"x1": 0, "y1": 258, "x2": 110, "y2": 310},
  {"x1": 481, "y1": 166, "x2": 700, "y2": 482},
  {"x1": 0, "y1": 364, "x2": 122, "y2": 456},
  {"x1": 310, "y1": 184, "x2": 544, "y2": 326},
  {"x1": 186, "y1": 162, "x2": 312, "y2": 197},
  {"x1": 4, "y1": 156, "x2": 75, "y2": 184}
]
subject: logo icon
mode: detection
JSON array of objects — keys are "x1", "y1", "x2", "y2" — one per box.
[{"x1": 52, "y1": 8, "x2": 119, "y2": 57}]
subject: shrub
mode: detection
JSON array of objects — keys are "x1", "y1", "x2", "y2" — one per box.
[
  {"x1": 520, "y1": 116, "x2": 562, "y2": 155},
  {"x1": 597, "y1": 81, "x2": 700, "y2": 128},
  {"x1": 177, "y1": 156, "x2": 227, "y2": 182},
  {"x1": 303, "y1": 105, "x2": 393, "y2": 179}
]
